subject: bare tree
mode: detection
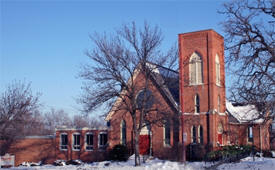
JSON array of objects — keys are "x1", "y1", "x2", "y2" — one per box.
[
  {"x1": 72, "y1": 114, "x2": 105, "y2": 128},
  {"x1": 43, "y1": 108, "x2": 105, "y2": 133},
  {"x1": 79, "y1": 22, "x2": 178, "y2": 165},
  {"x1": 220, "y1": 0, "x2": 275, "y2": 120},
  {"x1": 0, "y1": 81, "x2": 40, "y2": 155},
  {"x1": 43, "y1": 108, "x2": 73, "y2": 134}
]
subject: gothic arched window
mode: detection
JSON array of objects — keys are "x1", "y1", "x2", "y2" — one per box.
[
  {"x1": 215, "y1": 54, "x2": 221, "y2": 85},
  {"x1": 191, "y1": 126, "x2": 197, "y2": 143},
  {"x1": 217, "y1": 95, "x2": 221, "y2": 113},
  {"x1": 136, "y1": 89, "x2": 154, "y2": 109},
  {"x1": 164, "y1": 121, "x2": 171, "y2": 146},
  {"x1": 198, "y1": 125, "x2": 203, "y2": 144},
  {"x1": 189, "y1": 52, "x2": 203, "y2": 85},
  {"x1": 121, "y1": 120, "x2": 126, "y2": 145}
]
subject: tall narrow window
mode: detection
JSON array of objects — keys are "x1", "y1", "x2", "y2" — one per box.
[
  {"x1": 73, "y1": 133, "x2": 81, "y2": 151},
  {"x1": 248, "y1": 126, "x2": 253, "y2": 142},
  {"x1": 60, "y1": 133, "x2": 68, "y2": 150},
  {"x1": 164, "y1": 121, "x2": 171, "y2": 146},
  {"x1": 86, "y1": 133, "x2": 93, "y2": 151},
  {"x1": 189, "y1": 52, "x2": 203, "y2": 85},
  {"x1": 121, "y1": 120, "x2": 126, "y2": 145},
  {"x1": 215, "y1": 54, "x2": 221, "y2": 85},
  {"x1": 99, "y1": 132, "x2": 108, "y2": 149},
  {"x1": 198, "y1": 126, "x2": 203, "y2": 144},
  {"x1": 195, "y1": 94, "x2": 200, "y2": 113},
  {"x1": 191, "y1": 126, "x2": 197, "y2": 143},
  {"x1": 217, "y1": 95, "x2": 221, "y2": 113}
]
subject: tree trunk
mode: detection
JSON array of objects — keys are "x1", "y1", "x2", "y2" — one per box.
[
  {"x1": 134, "y1": 132, "x2": 140, "y2": 166},
  {"x1": 133, "y1": 118, "x2": 140, "y2": 166}
]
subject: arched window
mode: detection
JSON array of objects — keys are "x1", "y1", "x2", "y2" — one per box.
[
  {"x1": 248, "y1": 126, "x2": 253, "y2": 143},
  {"x1": 215, "y1": 54, "x2": 221, "y2": 85},
  {"x1": 191, "y1": 126, "x2": 197, "y2": 143},
  {"x1": 189, "y1": 52, "x2": 203, "y2": 85},
  {"x1": 164, "y1": 121, "x2": 171, "y2": 146},
  {"x1": 136, "y1": 89, "x2": 154, "y2": 109},
  {"x1": 217, "y1": 95, "x2": 221, "y2": 113},
  {"x1": 121, "y1": 120, "x2": 126, "y2": 145},
  {"x1": 198, "y1": 125, "x2": 203, "y2": 144},
  {"x1": 195, "y1": 94, "x2": 200, "y2": 113}
]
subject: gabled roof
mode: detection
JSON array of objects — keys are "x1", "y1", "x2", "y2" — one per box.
[
  {"x1": 146, "y1": 62, "x2": 179, "y2": 106},
  {"x1": 226, "y1": 101, "x2": 264, "y2": 124},
  {"x1": 105, "y1": 63, "x2": 179, "y2": 121}
]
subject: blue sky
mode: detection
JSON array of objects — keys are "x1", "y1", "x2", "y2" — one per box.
[{"x1": 0, "y1": 0, "x2": 227, "y2": 116}]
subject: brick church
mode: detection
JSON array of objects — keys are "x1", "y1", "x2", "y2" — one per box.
[
  {"x1": 2, "y1": 30, "x2": 272, "y2": 166},
  {"x1": 106, "y1": 29, "x2": 272, "y2": 161}
]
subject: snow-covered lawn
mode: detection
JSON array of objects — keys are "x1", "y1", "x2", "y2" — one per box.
[{"x1": 5, "y1": 156, "x2": 275, "y2": 170}]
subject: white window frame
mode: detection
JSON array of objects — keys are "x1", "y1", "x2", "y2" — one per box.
[
  {"x1": 120, "y1": 120, "x2": 126, "y2": 145},
  {"x1": 215, "y1": 54, "x2": 221, "y2": 86},
  {"x1": 60, "y1": 133, "x2": 68, "y2": 151},
  {"x1": 217, "y1": 95, "x2": 221, "y2": 113},
  {"x1": 98, "y1": 132, "x2": 108, "y2": 149},
  {"x1": 247, "y1": 126, "x2": 253, "y2": 143},
  {"x1": 85, "y1": 132, "x2": 94, "y2": 151},
  {"x1": 163, "y1": 121, "x2": 171, "y2": 147},
  {"x1": 72, "y1": 132, "x2": 81, "y2": 151},
  {"x1": 189, "y1": 52, "x2": 203, "y2": 85},
  {"x1": 198, "y1": 125, "x2": 203, "y2": 144}
]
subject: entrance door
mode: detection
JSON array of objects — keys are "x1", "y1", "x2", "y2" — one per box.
[
  {"x1": 139, "y1": 125, "x2": 150, "y2": 155},
  {"x1": 217, "y1": 123, "x2": 223, "y2": 145}
]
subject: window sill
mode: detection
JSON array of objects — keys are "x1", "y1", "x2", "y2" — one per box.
[
  {"x1": 189, "y1": 83, "x2": 204, "y2": 86},
  {"x1": 60, "y1": 146, "x2": 68, "y2": 151},
  {"x1": 216, "y1": 83, "x2": 222, "y2": 87},
  {"x1": 163, "y1": 144, "x2": 171, "y2": 148}
]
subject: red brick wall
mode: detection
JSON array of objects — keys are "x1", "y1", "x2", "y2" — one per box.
[
  {"x1": 229, "y1": 123, "x2": 271, "y2": 151},
  {"x1": 5, "y1": 137, "x2": 56, "y2": 166}
]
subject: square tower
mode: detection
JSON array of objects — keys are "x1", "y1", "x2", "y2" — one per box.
[
  {"x1": 178, "y1": 29, "x2": 225, "y2": 115},
  {"x1": 178, "y1": 30, "x2": 228, "y2": 156}
]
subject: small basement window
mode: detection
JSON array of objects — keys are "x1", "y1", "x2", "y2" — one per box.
[
  {"x1": 73, "y1": 133, "x2": 81, "y2": 151},
  {"x1": 86, "y1": 133, "x2": 93, "y2": 151},
  {"x1": 60, "y1": 133, "x2": 68, "y2": 150}
]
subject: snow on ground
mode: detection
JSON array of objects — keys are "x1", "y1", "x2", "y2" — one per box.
[
  {"x1": 217, "y1": 157, "x2": 275, "y2": 170},
  {"x1": 4, "y1": 156, "x2": 275, "y2": 170}
]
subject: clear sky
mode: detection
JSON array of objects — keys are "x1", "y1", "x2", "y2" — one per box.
[{"x1": 0, "y1": 0, "x2": 227, "y2": 116}]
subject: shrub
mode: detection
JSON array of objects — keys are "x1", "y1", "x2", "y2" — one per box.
[
  {"x1": 187, "y1": 144, "x2": 206, "y2": 161},
  {"x1": 109, "y1": 144, "x2": 129, "y2": 161},
  {"x1": 205, "y1": 145, "x2": 253, "y2": 162}
]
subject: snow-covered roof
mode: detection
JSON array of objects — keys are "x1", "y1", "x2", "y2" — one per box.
[{"x1": 226, "y1": 101, "x2": 264, "y2": 124}]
